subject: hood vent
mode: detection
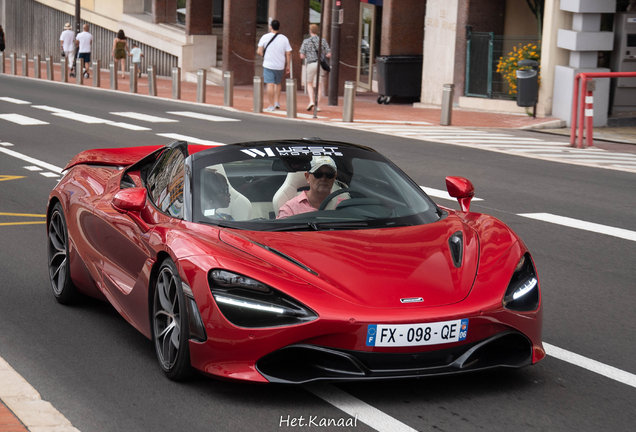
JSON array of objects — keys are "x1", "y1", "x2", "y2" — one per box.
[
  {"x1": 256, "y1": 243, "x2": 319, "y2": 276},
  {"x1": 448, "y1": 231, "x2": 464, "y2": 268}
]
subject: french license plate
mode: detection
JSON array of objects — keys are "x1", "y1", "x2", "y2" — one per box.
[{"x1": 366, "y1": 319, "x2": 468, "y2": 347}]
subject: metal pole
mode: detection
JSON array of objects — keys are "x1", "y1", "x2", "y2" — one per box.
[
  {"x1": 46, "y1": 57, "x2": 54, "y2": 80},
  {"x1": 253, "y1": 76, "x2": 263, "y2": 113},
  {"x1": 570, "y1": 74, "x2": 580, "y2": 147},
  {"x1": 313, "y1": 5, "x2": 325, "y2": 117},
  {"x1": 129, "y1": 65, "x2": 137, "y2": 93},
  {"x1": 148, "y1": 65, "x2": 157, "y2": 96},
  {"x1": 440, "y1": 84, "x2": 454, "y2": 126},
  {"x1": 342, "y1": 80, "x2": 355, "y2": 122},
  {"x1": 0, "y1": 52, "x2": 4, "y2": 74},
  {"x1": 76, "y1": 58, "x2": 83, "y2": 85},
  {"x1": 60, "y1": 57, "x2": 67, "y2": 82},
  {"x1": 286, "y1": 78, "x2": 297, "y2": 118},
  {"x1": 328, "y1": 0, "x2": 343, "y2": 106},
  {"x1": 33, "y1": 55, "x2": 41, "y2": 78},
  {"x1": 92, "y1": 60, "x2": 100, "y2": 87},
  {"x1": 75, "y1": 0, "x2": 81, "y2": 35},
  {"x1": 223, "y1": 71, "x2": 234, "y2": 107},
  {"x1": 585, "y1": 79, "x2": 595, "y2": 148},
  {"x1": 577, "y1": 75, "x2": 586, "y2": 149},
  {"x1": 109, "y1": 61, "x2": 117, "y2": 89},
  {"x1": 10, "y1": 53, "x2": 16, "y2": 75},
  {"x1": 197, "y1": 69, "x2": 206, "y2": 103},
  {"x1": 21, "y1": 53, "x2": 28, "y2": 77},
  {"x1": 172, "y1": 67, "x2": 181, "y2": 99}
]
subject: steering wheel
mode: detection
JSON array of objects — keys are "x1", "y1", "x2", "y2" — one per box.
[{"x1": 318, "y1": 188, "x2": 367, "y2": 211}]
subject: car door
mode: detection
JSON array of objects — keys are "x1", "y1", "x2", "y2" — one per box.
[{"x1": 93, "y1": 145, "x2": 187, "y2": 331}]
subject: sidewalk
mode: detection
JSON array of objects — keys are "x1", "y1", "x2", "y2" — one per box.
[{"x1": 0, "y1": 57, "x2": 564, "y2": 129}]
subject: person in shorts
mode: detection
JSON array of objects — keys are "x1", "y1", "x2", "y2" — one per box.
[
  {"x1": 75, "y1": 24, "x2": 92, "y2": 79},
  {"x1": 299, "y1": 24, "x2": 331, "y2": 111},
  {"x1": 257, "y1": 20, "x2": 292, "y2": 112},
  {"x1": 129, "y1": 44, "x2": 144, "y2": 77}
]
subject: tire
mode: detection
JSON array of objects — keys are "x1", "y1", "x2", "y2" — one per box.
[
  {"x1": 152, "y1": 258, "x2": 193, "y2": 381},
  {"x1": 47, "y1": 203, "x2": 79, "y2": 304}
]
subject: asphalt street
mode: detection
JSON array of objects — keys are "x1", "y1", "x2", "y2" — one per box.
[{"x1": 0, "y1": 74, "x2": 635, "y2": 432}]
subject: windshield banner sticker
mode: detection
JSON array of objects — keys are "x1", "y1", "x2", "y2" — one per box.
[{"x1": 241, "y1": 146, "x2": 343, "y2": 158}]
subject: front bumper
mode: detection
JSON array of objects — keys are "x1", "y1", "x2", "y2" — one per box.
[{"x1": 256, "y1": 331, "x2": 532, "y2": 384}]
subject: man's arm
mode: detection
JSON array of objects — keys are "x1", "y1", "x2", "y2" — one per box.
[
  {"x1": 285, "y1": 51, "x2": 291, "y2": 74},
  {"x1": 257, "y1": 46, "x2": 264, "y2": 57}
]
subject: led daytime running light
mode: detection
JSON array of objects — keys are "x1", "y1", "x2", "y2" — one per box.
[
  {"x1": 214, "y1": 294, "x2": 285, "y2": 314},
  {"x1": 512, "y1": 277, "x2": 538, "y2": 300}
]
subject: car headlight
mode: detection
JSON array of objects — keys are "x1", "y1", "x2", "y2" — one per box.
[
  {"x1": 209, "y1": 269, "x2": 318, "y2": 328},
  {"x1": 502, "y1": 253, "x2": 540, "y2": 312}
]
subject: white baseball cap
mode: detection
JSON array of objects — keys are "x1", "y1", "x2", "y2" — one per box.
[{"x1": 308, "y1": 156, "x2": 337, "y2": 173}]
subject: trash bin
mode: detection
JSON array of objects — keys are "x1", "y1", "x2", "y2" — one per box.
[
  {"x1": 515, "y1": 59, "x2": 539, "y2": 107},
  {"x1": 376, "y1": 55, "x2": 423, "y2": 104}
]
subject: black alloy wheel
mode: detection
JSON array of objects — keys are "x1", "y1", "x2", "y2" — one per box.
[
  {"x1": 47, "y1": 203, "x2": 79, "y2": 304},
  {"x1": 152, "y1": 258, "x2": 193, "y2": 381}
]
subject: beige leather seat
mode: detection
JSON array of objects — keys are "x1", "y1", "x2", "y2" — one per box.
[{"x1": 202, "y1": 164, "x2": 252, "y2": 221}]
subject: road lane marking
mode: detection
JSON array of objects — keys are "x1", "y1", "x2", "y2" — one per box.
[
  {"x1": 0, "y1": 142, "x2": 15, "y2": 147},
  {"x1": 0, "y1": 212, "x2": 46, "y2": 217},
  {"x1": 0, "y1": 356, "x2": 80, "y2": 432},
  {"x1": 0, "y1": 175, "x2": 25, "y2": 182},
  {"x1": 0, "y1": 148, "x2": 63, "y2": 173},
  {"x1": 0, "y1": 114, "x2": 49, "y2": 125},
  {"x1": 420, "y1": 186, "x2": 484, "y2": 202},
  {"x1": 0, "y1": 97, "x2": 31, "y2": 104},
  {"x1": 110, "y1": 112, "x2": 179, "y2": 123},
  {"x1": 106, "y1": 121, "x2": 151, "y2": 131},
  {"x1": 40, "y1": 172, "x2": 60, "y2": 178},
  {"x1": 544, "y1": 343, "x2": 636, "y2": 389},
  {"x1": 517, "y1": 213, "x2": 636, "y2": 242},
  {"x1": 156, "y1": 133, "x2": 225, "y2": 146},
  {"x1": 0, "y1": 221, "x2": 46, "y2": 226},
  {"x1": 305, "y1": 384, "x2": 418, "y2": 432},
  {"x1": 166, "y1": 111, "x2": 240, "y2": 122},
  {"x1": 24, "y1": 166, "x2": 42, "y2": 171},
  {"x1": 52, "y1": 112, "x2": 109, "y2": 124},
  {"x1": 31, "y1": 105, "x2": 73, "y2": 114}
]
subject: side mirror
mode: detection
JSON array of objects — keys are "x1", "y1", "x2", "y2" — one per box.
[
  {"x1": 112, "y1": 188, "x2": 147, "y2": 212},
  {"x1": 445, "y1": 176, "x2": 475, "y2": 212}
]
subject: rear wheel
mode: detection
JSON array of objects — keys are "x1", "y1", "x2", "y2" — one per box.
[
  {"x1": 47, "y1": 203, "x2": 79, "y2": 304},
  {"x1": 152, "y1": 258, "x2": 193, "y2": 381}
]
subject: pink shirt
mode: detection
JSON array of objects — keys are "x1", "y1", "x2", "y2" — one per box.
[{"x1": 277, "y1": 191, "x2": 316, "y2": 219}]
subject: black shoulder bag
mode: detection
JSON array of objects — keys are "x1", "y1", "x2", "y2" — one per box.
[{"x1": 313, "y1": 38, "x2": 330, "y2": 72}]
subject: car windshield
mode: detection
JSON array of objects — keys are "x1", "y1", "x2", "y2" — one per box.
[{"x1": 190, "y1": 142, "x2": 441, "y2": 231}]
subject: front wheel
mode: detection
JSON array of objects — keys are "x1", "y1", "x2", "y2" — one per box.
[
  {"x1": 47, "y1": 203, "x2": 79, "y2": 304},
  {"x1": 152, "y1": 258, "x2": 193, "y2": 381}
]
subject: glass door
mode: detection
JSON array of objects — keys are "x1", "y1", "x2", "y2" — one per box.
[{"x1": 357, "y1": 3, "x2": 376, "y2": 90}]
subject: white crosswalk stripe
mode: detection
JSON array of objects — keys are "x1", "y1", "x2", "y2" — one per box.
[
  {"x1": 0, "y1": 97, "x2": 31, "y2": 104},
  {"x1": 166, "y1": 111, "x2": 240, "y2": 122},
  {"x1": 156, "y1": 133, "x2": 225, "y2": 146},
  {"x1": 333, "y1": 123, "x2": 636, "y2": 173},
  {"x1": 0, "y1": 114, "x2": 49, "y2": 125},
  {"x1": 110, "y1": 112, "x2": 179, "y2": 123}
]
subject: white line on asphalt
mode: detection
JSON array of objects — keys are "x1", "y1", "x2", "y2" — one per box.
[
  {"x1": 0, "y1": 97, "x2": 31, "y2": 104},
  {"x1": 400, "y1": 134, "x2": 512, "y2": 139},
  {"x1": 449, "y1": 138, "x2": 545, "y2": 143},
  {"x1": 52, "y1": 112, "x2": 109, "y2": 124},
  {"x1": 544, "y1": 343, "x2": 636, "y2": 389},
  {"x1": 305, "y1": 384, "x2": 418, "y2": 432},
  {"x1": 156, "y1": 133, "x2": 225, "y2": 146},
  {"x1": 268, "y1": 110, "x2": 328, "y2": 119},
  {"x1": 0, "y1": 355, "x2": 80, "y2": 432},
  {"x1": 24, "y1": 166, "x2": 42, "y2": 171},
  {"x1": 110, "y1": 112, "x2": 179, "y2": 123},
  {"x1": 31, "y1": 105, "x2": 73, "y2": 114},
  {"x1": 330, "y1": 119, "x2": 433, "y2": 125},
  {"x1": 166, "y1": 111, "x2": 241, "y2": 122},
  {"x1": 0, "y1": 142, "x2": 15, "y2": 147},
  {"x1": 107, "y1": 122, "x2": 152, "y2": 131},
  {"x1": 517, "y1": 213, "x2": 636, "y2": 242},
  {"x1": 0, "y1": 148, "x2": 64, "y2": 173},
  {"x1": 0, "y1": 114, "x2": 49, "y2": 125},
  {"x1": 40, "y1": 172, "x2": 60, "y2": 178},
  {"x1": 421, "y1": 186, "x2": 484, "y2": 202}
]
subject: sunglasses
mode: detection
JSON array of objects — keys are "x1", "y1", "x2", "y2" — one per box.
[{"x1": 312, "y1": 171, "x2": 335, "y2": 179}]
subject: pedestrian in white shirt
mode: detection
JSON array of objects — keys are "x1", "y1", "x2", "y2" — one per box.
[
  {"x1": 129, "y1": 44, "x2": 144, "y2": 78},
  {"x1": 257, "y1": 20, "x2": 292, "y2": 112},
  {"x1": 75, "y1": 24, "x2": 93, "y2": 79},
  {"x1": 59, "y1": 23, "x2": 75, "y2": 72}
]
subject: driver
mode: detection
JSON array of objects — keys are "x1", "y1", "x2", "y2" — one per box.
[{"x1": 277, "y1": 156, "x2": 337, "y2": 219}]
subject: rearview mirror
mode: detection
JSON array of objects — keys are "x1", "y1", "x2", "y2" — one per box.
[
  {"x1": 112, "y1": 188, "x2": 147, "y2": 212},
  {"x1": 445, "y1": 176, "x2": 475, "y2": 212}
]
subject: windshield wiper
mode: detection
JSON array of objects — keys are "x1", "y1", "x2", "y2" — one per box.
[
  {"x1": 265, "y1": 223, "x2": 320, "y2": 232},
  {"x1": 265, "y1": 221, "x2": 369, "y2": 232}
]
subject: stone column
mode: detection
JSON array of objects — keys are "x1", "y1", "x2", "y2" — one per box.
[
  {"x1": 380, "y1": 0, "x2": 426, "y2": 55},
  {"x1": 223, "y1": 0, "x2": 257, "y2": 85},
  {"x1": 186, "y1": 0, "x2": 213, "y2": 35},
  {"x1": 152, "y1": 0, "x2": 178, "y2": 24},
  {"x1": 553, "y1": 0, "x2": 615, "y2": 126},
  {"x1": 335, "y1": 0, "x2": 360, "y2": 96},
  {"x1": 268, "y1": 0, "x2": 306, "y2": 88}
]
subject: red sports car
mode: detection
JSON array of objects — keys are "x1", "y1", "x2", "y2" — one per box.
[{"x1": 47, "y1": 139, "x2": 543, "y2": 383}]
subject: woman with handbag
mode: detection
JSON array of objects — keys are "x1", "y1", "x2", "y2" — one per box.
[{"x1": 299, "y1": 24, "x2": 331, "y2": 111}]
